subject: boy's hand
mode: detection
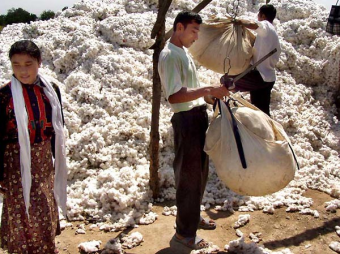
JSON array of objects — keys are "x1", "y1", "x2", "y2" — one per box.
[
  {"x1": 211, "y1": 85, "x2": 230, "y2": 99},
  {"x1": 204, "y1": 95, "x2": 216, "y2": 105}
]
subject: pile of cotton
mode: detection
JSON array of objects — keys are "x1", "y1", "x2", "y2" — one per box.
[
  {"x1": 78, "y1": 240, "x2": 102, "y2": 253},
  {"x1": 0, "y1": 0, "x2": 339, "y2": 230}
]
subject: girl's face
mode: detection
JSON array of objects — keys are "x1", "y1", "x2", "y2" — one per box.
[{"x1": 10, "y1": 53, "x2": 41, "y2": 85}]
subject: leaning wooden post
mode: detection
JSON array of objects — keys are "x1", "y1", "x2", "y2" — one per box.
[
  {"x1": 155, "y1": 0, "x2": 213, "y2": 48},
  {"x1": 149, "y1": 0, "x2": 172, "y2": 199}
]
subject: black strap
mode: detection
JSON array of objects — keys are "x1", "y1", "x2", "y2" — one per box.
[
  {"x1": 224, "y1": 99, "x2": 247, "y2": 169},
  {"x1": 213, "y1": 98, "x2": 222, "y2": 115},
  {"x1": 288, "y1": 143, "x2": 300, "y2": 170},
  {"x1": 215, "y1": 99, "x2": 298, "y2": 171}
]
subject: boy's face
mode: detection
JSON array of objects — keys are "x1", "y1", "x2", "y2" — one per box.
[
  {"x1": 10, "y1": 53, "x2": 41, "y2": 85},
  {"x1": 177, "y1": 21, "x2": 200, "y2": 48},
  {"x1": 258, "y1": 12, "x2": 266, "y2": 21}
]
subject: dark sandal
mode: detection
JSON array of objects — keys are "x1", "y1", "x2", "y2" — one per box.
[
  {"x1": 198, "y1": 216, "x2": 216, "y2": 230},
  {"x1": 173, "y1": 234, "x2": 209, "y2": 250}
]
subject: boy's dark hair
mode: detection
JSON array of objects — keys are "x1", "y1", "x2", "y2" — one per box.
[
  {"x1": 259, "y1": 4, "x2": 277, "y2": 23},
  {"x1": 9, "y1": 40, "x2": 41, "y2": 62},
  {"x1": 173, "y1": 11, "x2": 202, "y2": 31}
]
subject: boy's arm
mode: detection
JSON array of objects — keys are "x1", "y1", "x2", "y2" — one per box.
[
  {"x1": 235, "y1": 18, "x2": 259, "y2": 30},
  {"x1": 168, "y1": 86, "x2": 229, "y2": 104}
]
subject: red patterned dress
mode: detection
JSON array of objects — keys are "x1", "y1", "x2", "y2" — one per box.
[{"x1": 0, "y1": 79, "x2": 63, "y2": 254}]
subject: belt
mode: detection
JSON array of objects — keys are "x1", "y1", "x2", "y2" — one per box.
[
  {"x1": 190, "y1": 104, "x2": 207, "y2": 112},
  {"x1": 174, "y1": 104, "x2": 207, "y2": 115}
]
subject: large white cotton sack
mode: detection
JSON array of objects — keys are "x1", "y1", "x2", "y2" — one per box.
[
  {"x1": 204, "y1": 96, "x2": 297, "y2": 196},
  {"x1": 233, "y1": 107, "x2": 275, "y2": 141},
  {"x1": 188, "y1": 17, "x2": 255, "y2": 75}
]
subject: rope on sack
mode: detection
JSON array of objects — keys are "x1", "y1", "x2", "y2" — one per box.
[
  {"x1": 227, "y1": 0, "x2": 240, "y2": 20},
  {"x1": 223, "y1": 0, "x2": 241, "y2": 75}
]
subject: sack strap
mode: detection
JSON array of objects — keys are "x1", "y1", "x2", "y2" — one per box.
[
  {"x1": 215, "y1": 98, "x2": 299, "y2": 171},
  {"x1": 288, "y1": 143, "x2": 300, "y2": 170},
  {"x1": 223, "y1": 99, "x2": 247, "y2": 169}
]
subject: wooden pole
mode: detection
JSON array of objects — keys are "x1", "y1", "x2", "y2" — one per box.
[
  {"x1": 149, "y1": 0, "x2": 213, "y2": 198},
  {"x1": 149, "y1": 0, "x2": 172, "y2": 199},
  {"x1": 150, "y1": 0, "x2": 213, "y2": 49}
]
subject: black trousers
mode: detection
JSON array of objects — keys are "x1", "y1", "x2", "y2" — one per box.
[
  {"x1": 171, "y1": 105, "x2": 209, "y2": 237},
  {"x1": 250, "y1": 84, "x2": 274, "y2": 116},
  {"x1": 228, "y1": 69, "x2": 275, "y2": 116}
]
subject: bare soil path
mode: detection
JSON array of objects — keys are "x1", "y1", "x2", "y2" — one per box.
[{"x1": 53, "y1": 189, "x2": 340, "y2": 254}]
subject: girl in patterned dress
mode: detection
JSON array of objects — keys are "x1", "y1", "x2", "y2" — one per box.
[{"x1": 0, "y1": 40, "x2": 68, "y2": 254}]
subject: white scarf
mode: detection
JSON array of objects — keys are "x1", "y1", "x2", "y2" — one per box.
[{"x1": 10, "y1": 73, "x2": 68, "y2": 217}]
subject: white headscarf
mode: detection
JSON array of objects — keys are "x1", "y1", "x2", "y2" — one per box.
[{"x1": 10, "y1": 73, "x2": 68, "y2": 217}]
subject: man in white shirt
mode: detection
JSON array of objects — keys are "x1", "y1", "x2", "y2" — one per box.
[
  {"x1": 158, "y1": 11, "x2": 229, "y2": 250},
  {"x1": 229, "y1": 4, "x2": 281, "y2": 116}
]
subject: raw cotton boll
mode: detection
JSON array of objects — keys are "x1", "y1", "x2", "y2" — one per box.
[
  {"x1": 71, "y1": 1, "x2": 96, "y2": 12},
  {"x1": 125, "y1": 0, "x2": 159, "y2": 13},
  {"x1": 299, "y1": 208, "x2": 319, "y2": 218},
  {"x1": 215, "y1": 200, "x2": 235, "y2": 213},
  {"x1": 325, "y1": 199, "x2": 340, "y2": 212},
  {"x1": 329, "y1": 241, "x2": 340, "y2": 253},
  {"x1": 22, "y1": 23, "x2": 44, "y2": 39},
  {"x1": 76, "y1": 228, "x2": 86, "y2": 235},
  {"x1": 249, "y1": 232, "x2": 262, "y2": 243},
  {"x1": 98, "y1": 13, "x2": 156, "y2": 49},
  {"x1": 234, "y1": 214, "x2": 250, "y2": 229},
  {"x1": 276, "y1": 1, "x2": 319, "y2": 22},
  {"x1": 78, "y1": 240, "x2": 102, "y2": 253},
  {"x1": 121, "y1": 232, "x2": 144, "y2": 249},
  {"x1": 77, "y1": 223, "x2": 85, "y2": 230},
  {"x1": 319, "y1": 146, "x2": 333, "y2": 159},
  {"x1": 162, "y1": 206, "x2": 177, "y2": 216},
  {"x1": 77, "y1": 39, "x2": 105, "y2": 60},
  {"x1": 136, "y1": 114, "x2": 151, "y2": 128},
  {"x1": 160, "y1": 186, "x2": 176, "y2": 201},
  {"x1": 103, "y1": 238, "x2": 124, "y2": 254},
  {"x1": 235, "y1": 229, "x2": 243, "y2": 237},
  {"x1": 225, "y1": 235, "x2": 294, "y2": 253},
  {"x1": 89, "y1": 224, "x2": 98, "y2": 230},
  {"x1": 335, "y1": 226, "x2": 340, "y2": 236},
  {"x1": 171, "y1": 0, "x2": 196, "y2": 11},
  {"x1": 330, "y1": 184, "x2": 340, "y2": 198},
  {"x1": 135, "y1": 165, "x2": 150, "y2": 179},
  {"x1": 61, "y1": 107, "x2": 81, "y2": 133},
  {"x1": 53, "y1": 47, "x2": 80, "y2": 73},
  {"x1": 99, "y1": 223, "x2": 114, "y2": 232},
  {"x1": 64, "y1": 72, "x2": 102, "y2": 102},
  {"x1": 190, "y1": 244, "x2": 220, "y2": 254},
  {"x1": 60, "y1": 220, "x2": 73, "y2": 230},
  {"x1": 159, "y1": 165, "x2": 175, "y2": 188},
  {"x1": 263, "y1": 206, "x2": 275, "y2": 214},
  {"x1": 278, "y1": 42, "x2": 299, "y2": 70},
  {"x1": 203, "y1": 191, "x2": 216, "y2": 205}
]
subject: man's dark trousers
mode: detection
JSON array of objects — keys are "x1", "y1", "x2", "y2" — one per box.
[{"x1": 171, "y1": 105, "x2": 209, "y2": 237}]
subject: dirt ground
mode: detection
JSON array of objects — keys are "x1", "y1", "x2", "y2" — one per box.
[{"x1": 51, "y1": 189, "x2": 340, "y2": 254}]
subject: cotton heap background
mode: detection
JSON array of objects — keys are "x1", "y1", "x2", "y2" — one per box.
[{"x1": 0, "y1": 0, "x2": 339, "y2": 229}]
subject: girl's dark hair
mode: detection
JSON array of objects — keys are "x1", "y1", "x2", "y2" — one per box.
[
  {"x1": 9, "y1": 40, "x2": 41, "y2": 62},
  {"x1": 173, "y1": 11, "x2": 202, "y2": 31},
  {"x1": 259, "y1": 4, "x2": 277, "y2": 23}
]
